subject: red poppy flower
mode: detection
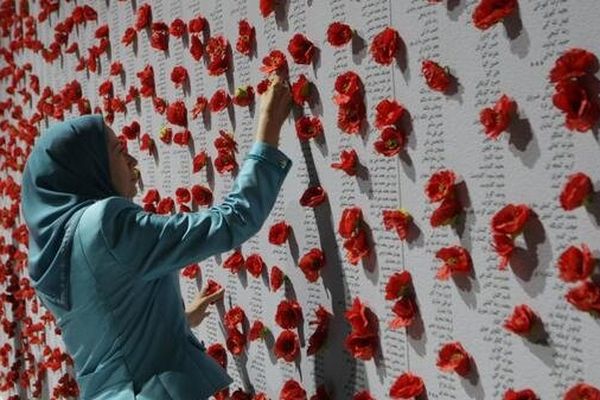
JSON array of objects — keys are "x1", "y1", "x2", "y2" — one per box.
[
  {"x1": 307, "y1": 305, "x2": 330, "y2": 356},
  {"x1": 436, "y1": 342, "x2": 471, "y2": 376},
  {"x1": 292, "y1": 74, "x2": 311, "y2": 106},
  {"x1": 299, "y1": 248, "x2": 326, "y2": 282},
  {"x1": 275, "y1": 299, "x2": 303, "y2": 329},
  {"x1": 191, "y1": 184, "x2": 213, "y2": 206},
  {"x1": 192, "y1": 96, "x2": 208, "y2": 119},
  {"x1": 225, "y1": 306, "x2": 246, "y2": 330},
  {"x1": 274, "y1": 329, "x2": 300, "y2": 362},
  {"x1": 236, "y1": 19, "x2": 255, "y2": 56},
  {"x1": 110, "y1": 62, "x2": 123, "y2": 76},
  {"x1": 151, "y1": 96, "x2": 166, "y2": 115},
  {"x1": 269, "y1": 221, "x2": 290, "y2": 245},
  {"x1": 552, "y1": 74, "x2": 600, "y2": 132},
  {"x1": 223, "y1": 250, "x2": 245, "y2": 274},
  {"x1": 270, "y1": 266, "x2": 285, "y2": 291},
  {"x1": 326, "y1": 22, "x2": 353, "y2": 47},
  {"x1": 206, "y1": 36, "x2": 231, "y2": 76},
  {"x1": 564, "y1": 383, "x2": 600, "y2": 400},
  {"x1": 389, "y1": 296, "x2": 417, "y2": 329},
  {"x1": 565, "y1": 281, "x2": 600, "y2": 313},
  {"x1": 503, "y1": 388, "x2": 539, "y2": 400},
  {"x1": 214, "y1": 130, "x2": 238, "y2": 153},
  {"x1": 170, "y1": 18, "x2": 186, "y2": 37},
  {"x1": 203, "y1": 279, "x2": 223, "y2": 298},
  {"x1": 143, "y1": 189, "x2": 160, "y2": 204},
  {"x1": 337, "y1": 98, "x2": 366, "y2": 134},
  {"x1": 338, "y1": 207, "x2": 362, "y2": 239},
  {"x1": 157, "y1": 197, "x2": 175, "y2": 214},
  {"x1": 491, "y1": 203, "x2": 530, "y2": 236},
  {"x1": 422, "y1": 59, "x2": 451, "y2": 92},
  {"x1": 140, "y1": 133, "x2": 155, "y2": 154},
  {"x1": 425, "y1": 170, "x2": 456, "y2": 203},
  {"x1": 435, "y1": 245, "x2": 473, "y2": 280},
  {"x1": 480, "y1": 94, "x2": 515, "y2": 139},
  {"x1": 288, "y1": 33, "x2": 316, "y2": 65},
  {"x1": 188, "y1": 15, "x2": 207, "y2": 33},
  {"x1": 492, "y1": 233, "x2": 515, "y2": 270},
  {"x1": 430, "y1": 196, "x2": 462, "y2": 227},
  {"x1": 280, "y1": 380, "x2": 307, "y2": 400},
  {"x1": 331, "y1": 149, "x2": 358, "y2": 176},
  {"x1": 135, "y1": 3, "x2": 152, "y2": 31},
  {"x1": 232, "y1": 86, "x2": 255, "y2": 107},
  {"x1": 503, "y1": 304, "x2": 538, "y2": 335},
  {"x1": 121, "y1": 27, "x2": 137, "y2": 46},
  {"x1": 385, "y1": 271, "x2": 412, "y2": 300},
  {"x1": 260, "y1": 50, "x2": 287, "y2": 73},
  {"x1": 382, "y1": 209, "x2": 411, "y2": 241},
  {"x1": 295, "y1": 116, "x2": 323, "y2": 141},
  {"x1": 300, "y1": 186, "x2": 327, "y2": 207},
  {"x1": 343, "y1": 229, "x2": 370, "y2": 265},
  {"x1": 389, "y1": 372, "x2": 425, "y2": 399},
  {"x1": 549, "y1": 48, "x2": 598, "y2": 83},
  {"x1": 249, "y1": 320, "x2": 267, "y2": 341},
  {"x1": 214, "y1": 151, "x2": 237, "y2": 174},
  {"x1": 557, "y1": 243, "x2": 595, "y2": 283},
  {"x1": 170, "y1": 66, "x2": 188, "y2": 88},
  {"x1": 374, "y1": 127, "x2": 406, "y2": 157},
  {"x1": 182, "y1": 263, "x2": 200, "y2": 279},
  {"x1": 226, "y1": 327, "x2": 246, "y2": 355},
  {"x1": 166, "y1": 100, "x2": 187, "y2": 127},
  {"x1": 560, "y1": 172, "x2": 593, "y2": 211},
  {"x1": 370, "y1": 27, "x2": 400, "y2": 65},
  {"x1": 245, "y1": 253, "x2": 266, "y2": 278},
  {"x1": 354, "y1": 391, "x2": 375, "y2": 400},
  {"x1": 345, "y1": 297, "x2": 376, "y2": 335},
  {"x1": 189, "y1": 34, "x2": 204, "y2": 61},
  {"x1": 150, "y1": 22, "x2": 169, "y2": 51},
  {"x1": 192, "y1": 151, "x2": 208, "y2": 173},
  {"x1": 345, "y1": 330, "x2": 378, "y2": 360},
  {"x1": 472, "y1": 0, "x2": 518, "y2": 30},
  {"x1": 333, "y1": 71, "x2": 362, "y2": 106},
  {"x1": 210, "y1": 89, "x2": 231, "y2": 112},
  {"x1": 257, "y1": 78, "x2": 271, "y2": 94},
  {"x1": 374, "y1": 98, "x2": 405, "y2": 129},
  {"x1": 137, "y1": 65, "x2": 155, "y2": 97},
  {"x1": 175, "y1": 187, "x2": 191, "y2": 204},
  {"x1": 206, "y1": 343, "x2": 227, "y2": 368}
]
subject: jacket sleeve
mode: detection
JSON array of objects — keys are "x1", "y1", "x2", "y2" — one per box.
[{"x1": 97, "y1": 141, "x2": 292, "y2": 282}]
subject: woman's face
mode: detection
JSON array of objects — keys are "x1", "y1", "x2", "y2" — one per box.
[{"x1": 105, "y1": 123, "x2": 139, "y2": 199}]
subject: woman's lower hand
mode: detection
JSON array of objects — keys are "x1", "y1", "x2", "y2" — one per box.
[{"x1": 185, "y1": 287, "x2": 225, "y2": 328}]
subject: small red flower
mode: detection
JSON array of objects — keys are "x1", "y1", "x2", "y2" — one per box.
[
  {"x1": 435, "y1": 245, "x2": 472, "y2": 280},
  {"x1": 175, "y1": 187, "x2": 191, "y2": 204},
  {"x1": 245, "y1": 254, "x2": 266, "y2": 278},
  {"x1": 422, "y1": 59, "x2": 451, "y2": 92},
  {"x1": 564, "y1": 383, "x2": 600, "y2": 400},
  {"x1": 385, "y1": 271, "x2": 412, "y2": 300},
  {"x1": 170, "y1": 66, "x2": 188, "y2": 88},
  {"x1": 166, "y1": 100, "x2": 188, "y2": 127},
  {"x1": 389, "y1": 297, "x2": 417, "y2": 329},
  {"x1": 260, "y1": 50, "x2": 287, "y2": 73},
  {"x1": 436, "y1": 341, "x2": 471, "y2": 376},
  {"x1": 343, "y1": 229, "x2": 370, "y2": 265},
  {"x1": 345, "y1": 330, "x2": 378, "y2": 360},
  {"x1": 109, "y1": 62, "x2": 123, "y2": 76},
  {"x1": 331, "y1": 149, "x2": 358, "y2": 176},
  {"x1": 382, "y1": 209, "x2": 412, "y2": 241},
  {"x1": 295, "y1": 116, "x2": 323, "y2": 141},
  {"x1": 274, "y1": 330, "x2": 300, "y2": 362},
  {"x1": 288, "y1": 33, "x2": 316, "y2": 65},
  {"x1": 333, "y1": 71, "x2": 362, "y2": 106},
  {"x1": 480, "y1": 94, "x2": 515, "y2": 140},
  {"x1": 269, "y1": 221, "x2": 290, "y2": 245},
  {"x1": 191, "y1": 184, "x2": 213, "y2": 206},
  {"x1": 337, "y1": 98, "x2": 366, "y2": 134},
  {"x1": 249, "y1": 320, "x2": 267, "y2": 341},
  {"x1": 373, "y1": 127, "x2": 406, "y2": 157},
  {"x1": 210, "y1": 89, "x2": 231, "y2": 112},
  {"x1": 503, "y1": 388, "x2": 539, "y2": 400},
  {"x1": 280, "y1": 380, "x2": 307, "y2": 400},
  {"x1": 300, "y1": 186, "x2": 327, "y2": 207},
  {"x1": 188, "y1": 15, "x2": 207, "y2": 33},
  {"x1": 374, "y1": 98, "x2": 405, "y2": 129},
  {"x1": 354, "y1": 392, "x2": 375, "y2": 400},
  {"x1": 549, "y1": 48, "x2": 598, "y2": 83},
  {"x1": 552, "y1": 74, "x2": 600, "y2": 132},
  {"x1": 292, "y1": 74, "x2": 311, "y2": 106},
  {"x1": 121, "y1": 27, "x2": 137, "y2": 45},
  {"x1": 259, "y1": 0, "x2": 275, "y2": 18},
  {"x1": 298, "y1": 248, "x2": 326, "y2": 283},
  {"x1": 169, "y1": 18, "x2": 186, "y2": 37},
  {"x1": 270, "y1": 266, "x2": 285, "y2": 291},
  {"x1": 560, "y1": 172, "x2": 593, "y2": 211},
  {"x1": 492, "y1": 233, "x2": 515, "y2": 270},
  {"x1": 389, "y1": 372, "x2": 425, "y2": 399},
  {"x1": 143, "y1": 189, "x2": 160, "y2": 204},
  {"x1": 257, "y1": 78, "x2": 271, "y2": 94},
  {"x1": 192, "y1": 151, "x2": 208, "y2": 173},
  {"x1": 190, "y1": 34, "x2": 204, "y2": 61},
  {"x1": 150, "y1": 22, "x2": 169, "y2": 51},
  {"x1": 565, "y1": 281, "x2": 600, "y2": 313},
  {"x1": 327, "y1": 22, "x2": 353, "y2": 47},
  {"x1": 206, "y1": 36, "x2": 231, "y2": 76},
  {"x1": 224, "y1": 306, "x2": 246, "y2": 331},
  {"x1": 226, "y1": 327, "x2": 246, "y2": 355},
  {"x1": 236, "y1": 19, "x2": 255, "y2": 56},
  {"x1": 370, "y1": 27, "x2": 400, "y2": 65},
  {"x1": 557, "y1": 243, "x2": 595, "y2": 283},
  {"x1": 472, "y1": 0, "x2": 518, "y2": 30},
  {"x1": 307, "y1": 305, "x2": 330, "y2": 355},
  {"x1": 135, "y1": 4, "x2": 152, "y2": 31},
  {"x1": 157, "y1": 197, "x2": 175, "y2": 214},
  {"x1": 503, "y1": 304, "x2": 538, "y2": 335},
  {"x1": 338, "y1": 207, "x2": 362, "y2": 239},
  {"x1": 207, "y1": 343, "x2": 227, "y2": 368},
  {"x1": 137, "y1": 65, "x2": 155, "y2": 97},
  {"x1": 192, "y1": 96, "x2": 208, "y2": 119},
  {"x1": 491, "y1": 203, "x2": 530, "y2": 236},
  {"x1": 182, "y1": 263, "x2": 200, "y2": 279},
  {"x1": 425, "y1": 169, "x2": 457, "y2": 203},
  {"x1": 213, "y1": 151, "x2": 237, "y2": 174},
  {"x1": 203, "y1": 279, "x2": 223, "y2": 298},
  {"x1": 275, "y1": 299, "x2": 303, "y2": 329},
  {"x1": 223, "y1": 250, "x2": 245, "y2": 274}
]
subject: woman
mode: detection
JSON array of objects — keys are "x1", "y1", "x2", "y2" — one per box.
[{"x1": 21, "y1": 74, "x2": 292, "y2": 399}]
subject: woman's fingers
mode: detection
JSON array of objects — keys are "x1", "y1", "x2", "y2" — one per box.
[{"x1": 202, "y1": 287, "x2": 225, "y2": 303}]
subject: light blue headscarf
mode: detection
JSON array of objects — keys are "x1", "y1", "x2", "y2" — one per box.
[{"x1": 21, "y1": 114, "x2": 119, "y2": 311}]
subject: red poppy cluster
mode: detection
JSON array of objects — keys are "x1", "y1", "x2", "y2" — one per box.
[
  {"x1": 424, "y1": 169, "x2": 463, "y2": 227},
  {"x1": 479, "y1": 94, "x2": 516, "y2": 140},
  {"x1": 332, "y1": 71, "x2": 366, "y2": 134},
  {"x1": 213, "y1": 130, "x2": 238, "y2": 175},
  {"x1": 344, "y1": 298, "x2": 379, "y2": 360},
  {"x1": 490, "y1": 203, "x2": 531, "y2": 270},
  {"x1": 337, "y1": 207, "x2": 371, "y2": 265},
  {"x1": 385, "y1": 271, "x2": 419, "y2": 329}
]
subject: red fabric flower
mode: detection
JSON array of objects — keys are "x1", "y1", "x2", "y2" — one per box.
[
  {"x1": 259, "y1": 0, "x2": 275, "y2": 17},
  {"x1": 210, "y1": 89, "x2": 231, "y2": 112},
  {"x1": 549, "y1": 48, "x2": 598, "y2": 83},
  {"x1": 337, "y1": 98, "x2": 366, "y2": 134},
  {"x1": 503, "y1": 388, "x2": 539, "y2": 400},
  {"x1": 288, "y1": 33, "x2": 316, "y2": 65},
  {"x1": 260, "y1": 50, "x2": 287, "y2": 73},
  {"x1": 557, "y1": 243, "x2": 595, "y2": 283},
  {"x1": 233, "y1": 86, "x2": 255, "y2": 107},
  {"x1": 292, "y1": 74, "x2": 311, "y2": 106},
  {"x1": 422, "y1": 59, "x2": 451, "y2": 92},
  {"x1": 270, "y1": 266, "x2": 285, "y2": 291},
  {"x1": 225, "y1": 306, "x2": 246, "y2": 331},
  {"x1": 206, "y1": 36, "x2": 231, "y2": 76},
  {"x1": 338, "y1": 207, "x2": 363, "y2": 239},
  {"x1": 110, "y1": 62, "x2": 123, "y2": 76},
  {"x1": 192, "y1": 151, "x2": 208, "y2": 173},
  {"x1": 491, "y1": 203, "x2": 530, "y2": 236},
  {"x1": 327, "y1": 22, "x2": 353, "y2": 47},
  {"x1": 389, "y1": 297, "x2": 417, "y2": 329},
  {"x1": 275, "y1": 300, "x2": 303, "y2": 329},
  {"x1": 295, "y1": 116, "x2": 323, "y2": 141},
  {"x1": 425, "y1": 169, "x2": 456, "y2": 203},
  {"x1": 300, "y1": 186, "x2": 327, "y2": 207},
  {"x1": 480, "y1": 94, "x2": 515, "y2": 139},
  {"x1": 382, "y1": 209, "x2": 411, "y2": 241},
  {"x1": 190, "y1": 34, "x2": 204, "y2": 61},
  {"x1": 472, "y1": 0, "x2": 518, "y2": 30},
  {"x1": 552, "y1": 79, "x2": 600, "y2": 132},
  {"x1": 122, "y1": 27, "x2": 137, "y2": 46},
  {"x1": 170, "y1": 66, "x2": 188, "y2": 88},
  {"x1": 333, "y1": 71, "x2": 362, "y2": 106},
  {"x1": 236, "y1": 19, "x2": 255, "y2": 56},
  {"x1": 353, "y1": 392, "x2": 375, "y2": 400},
  {"x1": 389, "y1": 372, "x2": 425, "y2": 399},
  {"x1": 299, "y1": 248, "x2": 326, "y2": 282},
  {"x1": 166, "y1": 100, "x2": 188, "y2": 127},
  {"x1": 385, "y1": 271, "x2": 413, "y2": 300},
  {"x1": 157, "y1": 197, "x2": 175, "y2": 214},
  {"x1": 565, "y1": 281, "x2": 600, "y2": 313},
  {"x1": 191, "y1": 184, "x2": 213, "y2": 206},
  {"x1": 345, "y1": 330, "x2": 378, "y2": 360},
  {"x1": 370, "y1": 27, "x2": 400, "y2": 65},
  {"x1": 175, "y1": 187, "x2": 191, "y2": 204},
  {"x1": 207, "y1": 343, "x2": 227, "y2": 368},
  {"x1": 150, "y1": 22, "x2": 169, "y2": 51},
  {"x1": 257, "y1": 78, "x2": 272, "y2": 94},
  {"x1": 245, "y1": 254, "x2": 266, "y2": 278},
  {"x1": 181, "y1": 263, "x2": 199, "y2": 279},
  {"x1": 435, "y1": 245, "x2": 472, "y2": 280},
  {"x1": 249, "y1": 320, "x2": 267, "y2": 341},
  {"x1": 143, "y1": 189, "x2": 160, "y2": 204},
  {"x1": 226, "y1": 327, "x2": 246, "y2": 355},
  {"x1": 274, "y1": 329, "x2": 300, "y2": 362},
  {"x1": 374, "y1": 127, "x2": 406, "y2": 156},
  {"x1": 331, "y1": 149, "x2": 358, "y2": 176},
  {"x1": 202, "y1": 279, "x2": 223, "y2": 298},
  {"x1": 560, "y1": 172, "x2": 593, "y2": 211},
  {"x1": 137, "y1": 65, "x2": 155, "y2": 97},
  {"x1": 307, "y1": 306, "x2": 330, "y2": 356},
  {"x1": 269, "y1": 221, "x2": 290, "y2": 245},
  {"x1": 374, "y1": 98, "x2": 405, "y2": 129},
  {"x1": 192, "y1": 96, "x2": 208, "y2": 119},
  {"x1": 135, "y1": 4, "x2": 152, "y2": 31},
  {"x1": 503, "y1": 304, "x2": 538, "y2": 335},
  {"x1": 343, "y1": 229, "x2": 370, "y2": 265},
  {"x1": 223, "y1": 250, "x2": 245, "y2": 274},
  {"x1": 492, "y1": 233, "x2": 515, "y2": 270},
  {"x1": 436, "y1": 342, "x2": 471, "y2": 376},
  {"x1": 564, "y1": 383, "x2": 600, "y2": 400},
  {"x1": 188, "y1": 15, "x2": 207, "y2": 33},
  {"x1": 280, "y1": 380, "x2": 307, "y2": 400}
]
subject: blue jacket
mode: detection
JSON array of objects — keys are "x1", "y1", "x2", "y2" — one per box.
[{"x1": 36, "y1": 141, "x2": 292, "y2": 399}]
